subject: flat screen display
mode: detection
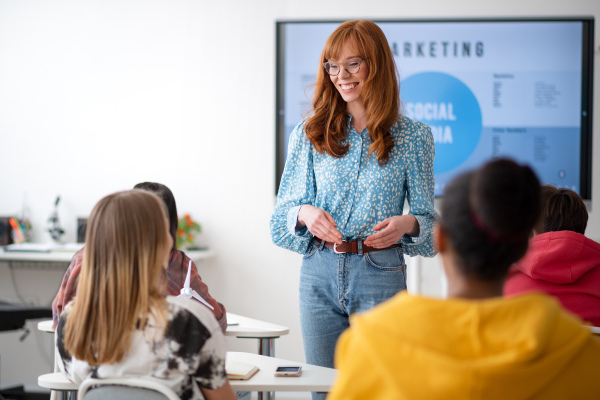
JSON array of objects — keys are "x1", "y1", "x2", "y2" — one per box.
[{"x1": 275, "y1": 18, "x2": 594, "y2": 198}]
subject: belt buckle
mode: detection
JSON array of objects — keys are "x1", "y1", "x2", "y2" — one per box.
[{"x1": 333, "y1": 240, "x2": 347, "y2": 254}]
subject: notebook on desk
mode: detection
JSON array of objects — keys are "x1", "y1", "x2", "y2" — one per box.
[{"x1": 226, "y1": 359, "x2": 260, "y2": 380}]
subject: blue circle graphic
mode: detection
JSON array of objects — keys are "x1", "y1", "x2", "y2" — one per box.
[{"x1": 401, "y1": 72, "x2": 482, "y2": 174}]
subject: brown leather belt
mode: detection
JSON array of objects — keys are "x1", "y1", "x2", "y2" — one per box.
[{"x1": 316, "y1": 238, "x2": 402, "y2": 255}]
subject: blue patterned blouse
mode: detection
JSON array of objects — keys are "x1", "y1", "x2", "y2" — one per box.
[{"x1": 270, "y1": 114, "x2": 439, "y2": 257}]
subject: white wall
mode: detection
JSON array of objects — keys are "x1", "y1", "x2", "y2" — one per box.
[{"x1": 0, "y1": 0, "x2": 598, "y2": 396}]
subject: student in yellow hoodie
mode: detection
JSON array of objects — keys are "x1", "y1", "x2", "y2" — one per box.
[{"x1": 328, "y1": 158, "x2": 600, "y2": 400}]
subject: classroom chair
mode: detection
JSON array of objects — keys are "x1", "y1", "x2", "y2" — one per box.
[{"x1": 78, "y1": 377, "x2": 180, "y2": 400}]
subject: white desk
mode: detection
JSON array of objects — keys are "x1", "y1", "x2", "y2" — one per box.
[
  {"x1": 37, "y1": 320, "x2": 54, "y2": 332},
  {"x1": 40, "y1": 311, "x2": 289, "y2": 358},
  {"x1": 38, "y1": 351, "x2": 337, "y2": 394},
  {"x1": 0, "y1": 244, "x2": 82, "y2": 263},
  {"x1": 0, "y1": 245, "x2": 214, "y2": 264},
  {"x1": 585, "y1": 325, "x2": 600, "y2": 336},
  {"x1": 40, "y1": 313, "x2": 289, "y2": 400},
  {"x1": 227, "y1": 352, "x2": 337, "y2": 393},
  {"x1": 226, "y1": 312, "x2": 290, "y2": 357},
  {"x1": 37, "y1": 372, "x2": 76, "y2": 392}
]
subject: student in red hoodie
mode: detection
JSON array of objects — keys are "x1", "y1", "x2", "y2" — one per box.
[{"x1": 504, "y1": 185, "x2": 600, "y2": 326}]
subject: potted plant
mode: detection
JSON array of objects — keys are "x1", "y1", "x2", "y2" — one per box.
[{"x1": 176, "y1": 214, "x2": 201, "y2": 250}]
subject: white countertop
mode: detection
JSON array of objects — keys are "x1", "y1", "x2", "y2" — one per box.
[{"x1": 0, "y1": 244, "x2": 215, "y2": 264}]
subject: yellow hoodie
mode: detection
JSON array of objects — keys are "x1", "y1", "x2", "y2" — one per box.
[{"x1": 328, "y1": 292, "x2": 600, "y2": 400}]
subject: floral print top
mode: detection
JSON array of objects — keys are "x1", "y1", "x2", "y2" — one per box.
[
  {"x1": 270, "y1": 114, "x2": 438, "y2": 257},
  {"x1": 56, "y1": 296, "x2": 227, "y2": 400}
]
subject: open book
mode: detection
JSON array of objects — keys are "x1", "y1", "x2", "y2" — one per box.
[{"x1": 226, "y1": 359, "x2": 260, "y2": 380}]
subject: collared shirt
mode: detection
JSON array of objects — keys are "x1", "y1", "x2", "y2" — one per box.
[
  {"x1": 270, "y1": 115, "x2": 438, "y2": 256},
  {"x1": 51, "y1": 248, "x2": 227, "y2": 332}
]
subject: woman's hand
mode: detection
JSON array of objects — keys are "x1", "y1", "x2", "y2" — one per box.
[
  {"x1": 364, "y1": 215, "x2": 419, "y2": 248},
  {"x1": 297, "y1": 205, "x2": 342, "y2": 244}
]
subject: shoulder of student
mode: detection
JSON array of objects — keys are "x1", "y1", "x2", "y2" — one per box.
[{"x1": 166, "y1": 296, "x2": 221, "y2": 332}]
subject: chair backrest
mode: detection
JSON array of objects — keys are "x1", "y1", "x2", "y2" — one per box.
[{"x1": 78, "y1": 377, "x2": 180, "y2": 400}]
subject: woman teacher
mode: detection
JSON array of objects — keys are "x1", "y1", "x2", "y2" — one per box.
[{"x1": 270, "y1": 19, "x2": 438, "y2": 397}]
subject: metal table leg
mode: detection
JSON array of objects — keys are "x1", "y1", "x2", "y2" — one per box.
[
  {"x1": 259, "y1": 338, "x2": 275, "y2": 358},
  {"x1": 257, "y1": 337, "x2": 277, "y2": 400}
]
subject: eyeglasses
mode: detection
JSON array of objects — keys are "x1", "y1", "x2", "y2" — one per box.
[{"x1": 322, "y1": 58, "x2": 367, "y2": 76}]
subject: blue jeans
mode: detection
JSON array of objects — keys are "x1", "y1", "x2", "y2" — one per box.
[{"x1": 299, "y1": 240, "x2": 407, "y2": 400}]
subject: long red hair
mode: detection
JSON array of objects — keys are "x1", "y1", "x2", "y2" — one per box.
[{"x1": 304, "y1": 20, "x2": 400, "y2": 165}]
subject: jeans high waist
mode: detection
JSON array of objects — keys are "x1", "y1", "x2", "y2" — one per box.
[{"x1": 299, "y1": 239, "x2": 407, "y2": 400}]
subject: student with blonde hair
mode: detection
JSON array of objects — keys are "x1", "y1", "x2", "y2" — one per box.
[
  {"x1": 51, "y1": 182, "x2": 227, "y2": 332},
  {"x1": 328, "y1": 159, "x2": 600, "y2": 400},
  {"x1": 56, "y1": 190, "x2": 236, "y2": 400}
]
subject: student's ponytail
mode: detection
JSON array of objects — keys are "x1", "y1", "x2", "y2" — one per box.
[{"x1": 440, "y1": 159, "x2": 541, "y2": 281}]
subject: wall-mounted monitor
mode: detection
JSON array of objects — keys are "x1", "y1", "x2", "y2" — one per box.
[{"x1": 275, "y1": 17, "x2": 594, "y2": 199}]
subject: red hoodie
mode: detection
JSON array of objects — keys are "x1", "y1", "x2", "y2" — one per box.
[{"x1": 504, "y1": 231, "x2": 600, "y2": 327}]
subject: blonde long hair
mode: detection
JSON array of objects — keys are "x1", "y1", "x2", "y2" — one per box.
[
  {"x1": 64, "y1": 190, "x2": 170, "y2": 365},
  {"x1": 304, "y1": 20, "x2": 400, "y2": 166}
]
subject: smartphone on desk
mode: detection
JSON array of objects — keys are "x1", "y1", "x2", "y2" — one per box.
[{"x1": 274, "y1": 366, "x2": 302, "y2": 377}]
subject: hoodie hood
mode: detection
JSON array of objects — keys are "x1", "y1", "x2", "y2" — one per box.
[
  {"x1": 329, "y1": 292, "x2": 600, "y2": 400},
  {"x1": 514, "y1": 231, "x2": 600, "y2": 284}
]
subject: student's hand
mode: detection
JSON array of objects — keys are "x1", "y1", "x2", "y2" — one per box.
[
  {"x1": 364, "y1": 215, "x2": 419, "y2": 248},
  {"x1": 298, "y1": 205, "x2": 342, "y2": 244}
]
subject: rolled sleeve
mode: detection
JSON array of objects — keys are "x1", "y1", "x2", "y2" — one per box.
[{"x1": 286, "y1": 205, "x2": 306, "y2": 236}]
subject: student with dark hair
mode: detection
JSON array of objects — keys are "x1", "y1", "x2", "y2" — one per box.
[
  {"x1": 328, "y1": 159, "x2": 600, "y2": 400},
  {"x1": 134, "y1": 182, "x2": 180, "y2": 240},
  {"x1": 52, "y1": 182, "x2": 227, "y2": 332},
  {"x1": 505, "y1": 185, "x2": 600, "y2": 326}
]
